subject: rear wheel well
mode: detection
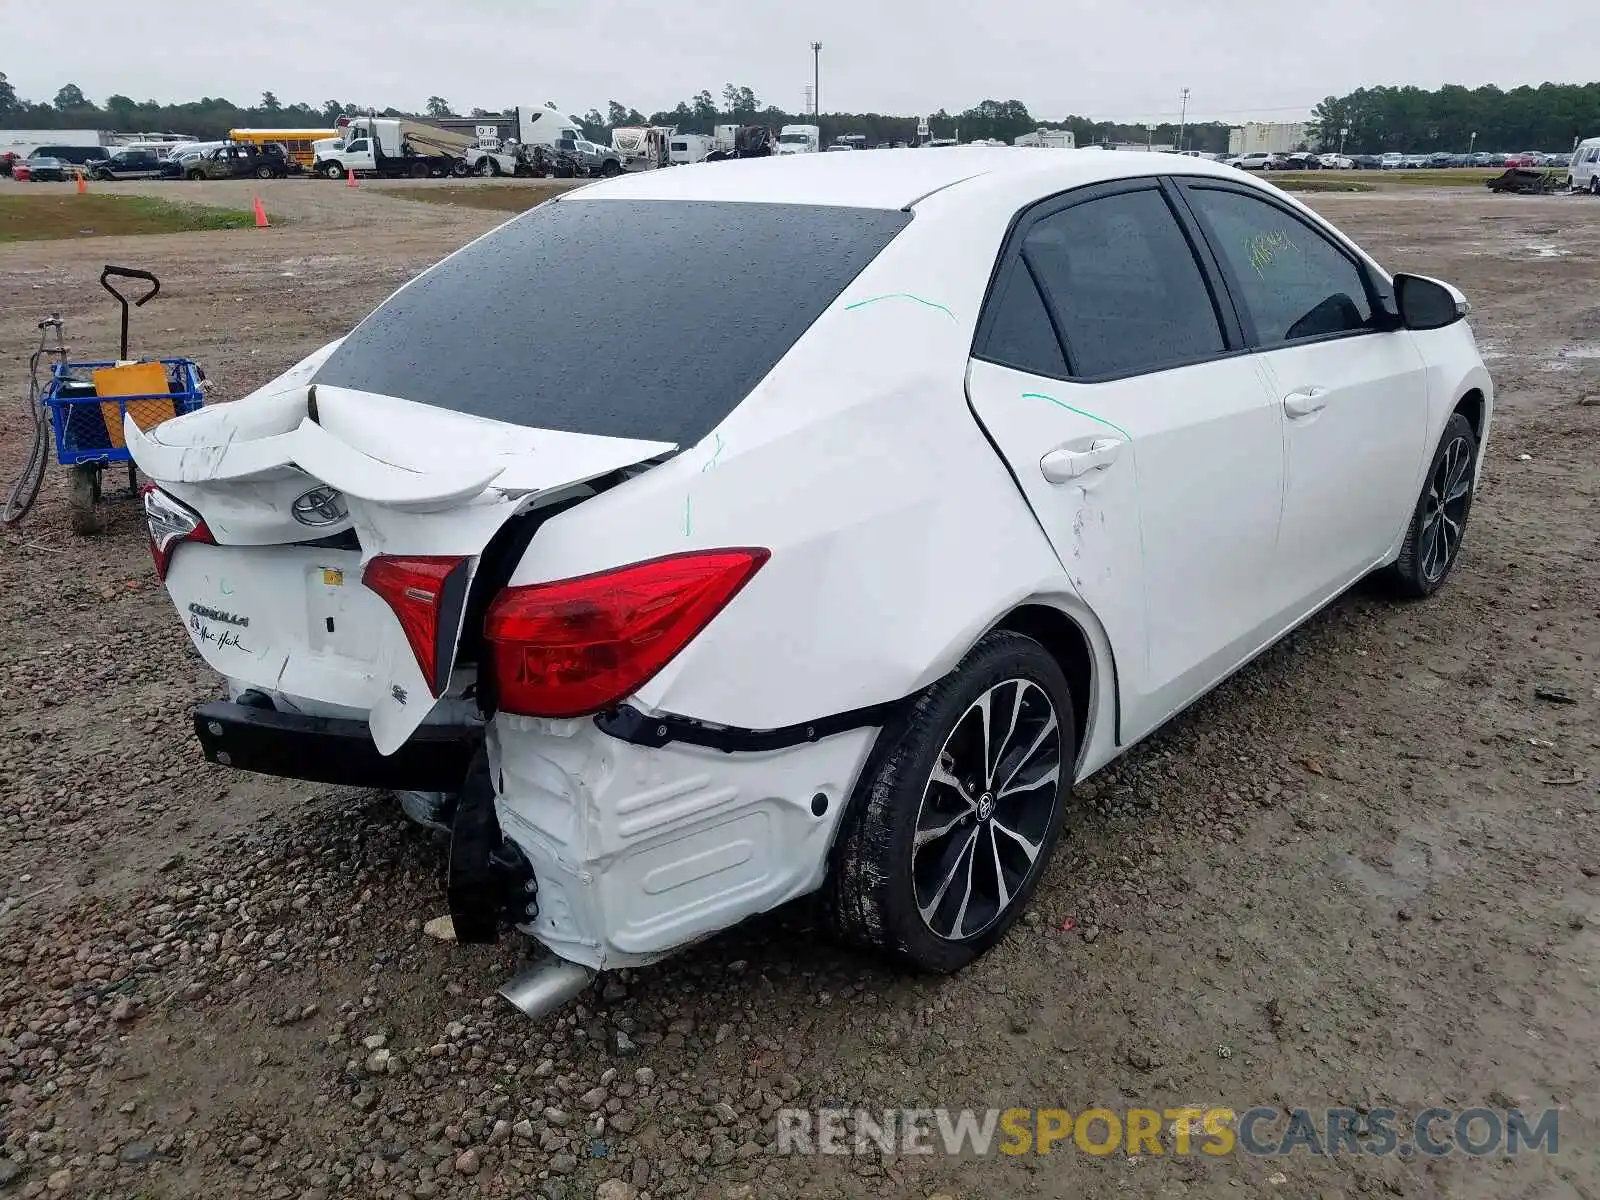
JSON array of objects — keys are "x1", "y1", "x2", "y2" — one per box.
[
  {"x1": 990, "y1": 604, "x2": 1093, "y2": 761},
  {"x1": 1454, "y1": 389, "x2": 1485, "y2": 443}
]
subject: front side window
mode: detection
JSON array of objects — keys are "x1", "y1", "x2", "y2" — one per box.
[
  {"x1": 1020, "y1": 187, "x2": 1225, "y2": 378},
  {"x1": 1184, "y1": 185, "x2": 1375, "y2": 345}
]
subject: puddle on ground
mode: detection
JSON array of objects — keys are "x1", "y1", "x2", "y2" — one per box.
[{"x1": 1540, "y1": 344, "x2": 1600, "y2": 371}]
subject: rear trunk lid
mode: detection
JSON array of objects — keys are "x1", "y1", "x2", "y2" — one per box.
[{"x1": 127, "y1": 384, "x2": 673, "y2": 754}]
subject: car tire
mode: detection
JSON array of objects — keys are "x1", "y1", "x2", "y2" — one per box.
[
  {"x1": 255, "y1": 164, "x2": 275, "y2": 180},
  {"x1": 1380, "y1": 412, "x2": 1477, "y2": 599},
  {"x1": 826, "y1": 630, "x2": 1076, "y2": 973},
  {"x1": 321, "y1": 162, "x2": 344, "y2": 180},
  {"x1": 600, "y1": 160, "x2": 622, "y2": 177},
  {"x1": 1590, "y1": 177, "x2": 1600, "y2": 196},
  {"x1": 479, "y1": 157, "x2": 499, "y2": 177},
  {"x1": 186, "y1": 170, "x2": 204, "y2": 181}
]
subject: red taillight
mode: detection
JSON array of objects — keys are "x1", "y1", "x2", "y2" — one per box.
[
  {"x1": 362, "y1": 555, "x2": 470, "y2": 697},
  {"x1": 484, "y1": 548, "x2": 770, "y2": 718},
  {"x1": 141, "y1": 484, "x2": 214, "y2": 581}
]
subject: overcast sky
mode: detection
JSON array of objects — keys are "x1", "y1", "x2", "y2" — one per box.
[{"x1": 2, "y1": 0, "x2": 1592, "y2": 124}]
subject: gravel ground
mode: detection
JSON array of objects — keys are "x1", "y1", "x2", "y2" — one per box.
[{"x1": 1, "y1": 181, "x2": 1598, "y2": 1200}]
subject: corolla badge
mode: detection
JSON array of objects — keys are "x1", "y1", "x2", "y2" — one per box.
[{"x1": 290, "y1": 486, "x2": 348, "y2": 527}]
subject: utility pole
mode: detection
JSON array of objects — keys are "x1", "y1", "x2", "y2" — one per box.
[
  {"x1": 1178, "y1": 87, "x2": 1190, "y2": 152},
  {"x1": 811, "y1": 42, "x2": 822, "y2": 121}
]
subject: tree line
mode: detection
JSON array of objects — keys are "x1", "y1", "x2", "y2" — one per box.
[
  {"x1": 9, "y1": 70, "x2": 1599, "y2": 155},
  {"x1": 0, "y1": 72, "x2": 1237, "y2": 152},
  {"x1": 1311, "y1": 83, "x2": 1600, "y2": 153}
]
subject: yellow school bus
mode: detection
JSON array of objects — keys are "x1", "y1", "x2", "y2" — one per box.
[{"x1": 228, "y1": 128, "x2": 341, "y2": 169}]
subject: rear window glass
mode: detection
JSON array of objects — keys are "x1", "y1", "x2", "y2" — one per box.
[{"x1": 313, "y1": 198, "x2": 911, "y2": 445}]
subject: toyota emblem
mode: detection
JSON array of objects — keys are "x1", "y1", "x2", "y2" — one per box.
[{"x1": 290, "y1": 486, "x2": 348, "y2": 527}]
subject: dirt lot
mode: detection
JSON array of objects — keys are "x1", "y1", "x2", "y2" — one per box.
[{"x1": 1, "y1": 177, "x2": 1597, "y2": 1200}]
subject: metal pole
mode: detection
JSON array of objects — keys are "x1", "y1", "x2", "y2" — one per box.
[
  {"x1": 1178, "y1": 87, "x2": 1189, "y2": 152},
  {"x1": 811, "y1": 42, "x2": 822, "y2": 120}
]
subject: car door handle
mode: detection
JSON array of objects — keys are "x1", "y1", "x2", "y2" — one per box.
[
  {"x1": 1040, "y1": 438, "x2": 1124, "y2": 484},
  {"x1": 1283, "y1": 388, "x2": 1328, "y2": 418}
]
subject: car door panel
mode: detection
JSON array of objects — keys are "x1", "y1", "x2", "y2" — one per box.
[
  {"x1": 1178, "y1": 181, "x2": 1431, "y2": 612},
  {"x1": 1255, "y1": 336, "x2": 1428, "y2": 603},
  {"x1": 967, "y1": 181, "x2": 1287, "y2": 744}
]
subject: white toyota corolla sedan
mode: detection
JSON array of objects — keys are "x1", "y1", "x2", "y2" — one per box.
[{"x1": 130, "y1": 149, "x2": 1492, "y2": 1016}]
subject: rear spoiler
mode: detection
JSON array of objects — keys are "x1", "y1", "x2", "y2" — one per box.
[{"x1": 126, "y1": 412, "x2": 503, "y2": 511}]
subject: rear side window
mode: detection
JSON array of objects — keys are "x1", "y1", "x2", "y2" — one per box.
[
  {"x1": 982, "y1": 265, "x2": 1066, "y2": 377},
  {"x1": 1022, "y1": 188, "x2": 1225, "y2": 378},
  {"x1": 314, "y1": 199, "x2": 910, "y2": 445}
]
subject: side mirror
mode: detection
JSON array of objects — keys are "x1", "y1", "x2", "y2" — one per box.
[{"x1": 1394, "y1": 273, "x2": 1468, "y2": 331}]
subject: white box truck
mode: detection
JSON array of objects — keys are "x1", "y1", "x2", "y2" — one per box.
[
  {"x1": 776, "y1": 124, "x2": 820, "y2": 154},
  {"x1": 1569, "y1": 136, "x2": 1600, "y2": 194},
  {"x1": 668, "y1": 133, "x2": 716, "y2": 164}
]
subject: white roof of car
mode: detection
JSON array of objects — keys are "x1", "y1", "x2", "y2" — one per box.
[{"x1": 567, "y1": 147, "x2": 1242, "y2": 210}]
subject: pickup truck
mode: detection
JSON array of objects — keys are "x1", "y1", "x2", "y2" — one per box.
[{"x1": 87, "y1": 149, "x2": 166, "y2": 181}]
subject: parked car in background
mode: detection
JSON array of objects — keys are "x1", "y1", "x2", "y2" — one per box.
[
  {"x1": 1502, "y1": 153, "x2": 1539, "y2": 168},
  {"x1": 174, "y1": 142, "x2": 289, "y2": 180},
  {"x1": 161, "y1": 141, "x2": 227, "y2": 178},
  {"x1": 0, "y1": 150, "x2": 17, "y2": 176},
  {"x1": 1349, "y1": 154, "x2": 1382, "y2": 169},
  {"x1": 1318, "y1": 153, "x2": 1355, "y2": 169},
  {"x1": 1227, "y1": 151, "x2": 1274, "y2": 170},
  {"x1": 20, "y1": 156, "x2": 68, "y2": 182},
  {"x1": 30, "y1": 144, "x2": 112, "y2": 168},
  {"x1": 127, "y1": 149, "x2": 1494, "y2": 1015},
  {"x1": 559, "y1": 135, "x2": 624, "y2": 177},
  {"x1": 87, "y1": 148, "x2": 166, "y2": 181},
  {"x1": 1283, "y1": 152, "x2": 1321, "y2": 169},
  {"x1": 1379, "y1": 152, "x2": 1405, "y2": 169}
]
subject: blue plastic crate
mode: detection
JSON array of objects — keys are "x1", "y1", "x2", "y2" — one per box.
[{"x1": 43, "y1": 358, "x2": 204, "y2": 466}]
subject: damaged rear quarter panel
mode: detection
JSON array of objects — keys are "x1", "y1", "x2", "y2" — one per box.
[{"x1": 505, "y1": 211, "x2": 1083, "y2": 734}]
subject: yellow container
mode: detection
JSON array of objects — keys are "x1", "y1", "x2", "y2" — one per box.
[{"x1": 90, "y1": 361, "x2": 177, "y2": 450}]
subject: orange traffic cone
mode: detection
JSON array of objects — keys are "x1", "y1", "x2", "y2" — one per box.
[
  {"x1": 345, "y1": 168, "x2": 358, "y2": 188},
  {"x1": 253, "y1": 196, "x2": 269, "y2": 228},
  {"x1": 76, "y1": 170, "x2": 87, "y2": 194}
]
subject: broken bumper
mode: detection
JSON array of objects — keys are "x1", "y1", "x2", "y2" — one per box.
[
  {"x1": 490, "y1": 714, "x2": 879, "y2": 971},
  {"x1": 192, "y1": 699, "x2": 481, "y2": 790}
]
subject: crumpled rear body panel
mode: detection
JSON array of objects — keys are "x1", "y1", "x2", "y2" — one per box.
[{"x1": 490, "y1": 715, "x2": 877, "y2": 969}]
